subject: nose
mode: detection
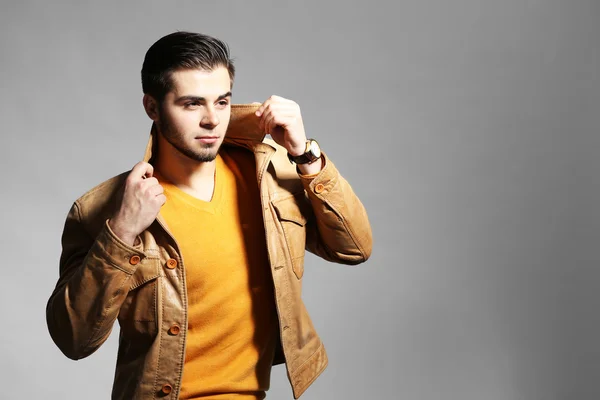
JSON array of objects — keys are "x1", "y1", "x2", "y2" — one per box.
[{"x1": 200, "y1": 107, "x2": 219, "y2": 129}]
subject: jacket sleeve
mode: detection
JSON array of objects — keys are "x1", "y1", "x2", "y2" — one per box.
[
  {"x1": 46, "y1": 201, "x2": 145, "y2": 360},
  {"x1": 300, "y1": 153, "x2": 373, "y2": 265}
]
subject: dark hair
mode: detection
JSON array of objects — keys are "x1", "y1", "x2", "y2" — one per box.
[{"x1": 141, "y1": 31, "x2": 235, "y2": 102}]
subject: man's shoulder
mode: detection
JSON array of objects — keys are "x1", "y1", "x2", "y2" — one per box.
[
  {"x1": 75, "y1": 171, "x2": 128, "y2": 204},
  {"x1": 72, "y1": 171, "x2": 129, "y2": 226}
]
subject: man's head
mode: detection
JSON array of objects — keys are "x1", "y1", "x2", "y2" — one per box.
[
  {"x1": 142, "y1": 31, "x2": 235, "y2": 103},
  {"x1": 141, "y1": 31, "x2": 235, "y2": 163}
]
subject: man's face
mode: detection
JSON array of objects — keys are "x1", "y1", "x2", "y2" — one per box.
[{"x1": 155, "y1": 67, "x2": 232, "y2": 162}]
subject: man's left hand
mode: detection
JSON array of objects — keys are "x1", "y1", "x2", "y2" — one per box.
[{"x1": 255, "y1": 95, "x2": 307, "y2": 156}]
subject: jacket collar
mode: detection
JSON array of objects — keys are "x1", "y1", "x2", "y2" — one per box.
[{"x1": 142, "y1": 103, "x2": 272, "y2": 163}]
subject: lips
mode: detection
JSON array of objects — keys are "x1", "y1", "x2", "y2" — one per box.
[{"x1": 196, "y1": 136, "x2": 219, "y2": 144}]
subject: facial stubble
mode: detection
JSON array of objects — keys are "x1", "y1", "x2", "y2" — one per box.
[{"x1": 157, "y1": 108, "x2": 222, "y2": 163}]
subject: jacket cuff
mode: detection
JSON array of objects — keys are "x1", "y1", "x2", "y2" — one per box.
[
  {"x1": 91, "y1": 220, "x2": 145, "y2": 275},
  {"x1": 299, "y1": 152, "x2": 337, "y2": 197}
]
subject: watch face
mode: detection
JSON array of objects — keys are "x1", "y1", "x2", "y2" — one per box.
[{"x1": 309, "y1": 140, "x2": 321, "y2": 158}]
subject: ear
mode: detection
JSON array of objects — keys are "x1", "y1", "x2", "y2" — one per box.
[{"x1": 143, "y1": 94, "x2": 159, "y2": 122}]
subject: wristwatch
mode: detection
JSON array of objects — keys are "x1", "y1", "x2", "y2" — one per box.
[{"x1": 287, "y1": 139, "x2": 322, "y2": 164}]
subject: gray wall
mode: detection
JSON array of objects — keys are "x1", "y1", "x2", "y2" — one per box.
[{"x1": 1, "y1": 0, "x2": 599, "y2": 399}]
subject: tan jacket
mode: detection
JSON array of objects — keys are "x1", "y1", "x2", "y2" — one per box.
[{"x1": 46, "y1": 104, "x2": 372, "y2": 399}]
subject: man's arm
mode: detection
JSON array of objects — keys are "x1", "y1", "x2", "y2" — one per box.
[
  {"x1": 46, "y1": 162, "x2": 165, "y2": 359},
  {"x1": 46, "y1": 202, "x2": 145, "y2": 359},
  {"x1": 299, "y1": 153, "x2": 372, "y2": 265},
  {"x1": 255, "y1": 95, "x2": 372, "y2": 264}
]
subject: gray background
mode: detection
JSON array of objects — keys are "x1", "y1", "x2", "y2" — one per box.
[{"x1": 1, "y1": 0, "x2": 599, "y2": 399}]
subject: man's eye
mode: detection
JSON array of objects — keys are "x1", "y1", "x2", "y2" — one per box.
[
  {"x1": 185, "y1": 102, "x2": 200, "y2": 108},
  {"x1": 217, "y1": 100, "x2": 229, "y2": 107}
]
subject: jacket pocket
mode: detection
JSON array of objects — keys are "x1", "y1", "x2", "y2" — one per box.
[
  {"x1": 118, "y1": 258, "x2": 160, "y2": 340},
  {"x1": 272, "y1": 193, "x2": 308, "y2": 279}
]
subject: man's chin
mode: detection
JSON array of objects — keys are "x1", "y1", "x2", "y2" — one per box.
[
  {"x1": 190, "y1": 152, "x2": 218, "y2": 163},
  {"x1": 187, "y1": 146, "x2": 220, "y2": 163}
]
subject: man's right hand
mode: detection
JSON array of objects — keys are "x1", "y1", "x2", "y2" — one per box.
[{"x1": 108, "y1": 162, "x2": 166, "y2": 246}]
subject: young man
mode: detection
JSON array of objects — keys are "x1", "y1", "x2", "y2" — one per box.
[{"x1": 47, "y1": 31, "x2": 372, "y2": 399}]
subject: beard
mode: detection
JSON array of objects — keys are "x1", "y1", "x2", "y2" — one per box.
[{"x1": 157, "y1": 108, "x2": 221, "y2": 163}]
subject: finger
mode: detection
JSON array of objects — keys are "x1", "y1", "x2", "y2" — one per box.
[
  {"x1": 147, "y1": 183, "x2": 164, "y2": 197},
  {"x1": 131, "y1": 161, "x2": 154, "y2": 180},
  {"x1": 144, "y1": 163, "x2": 154, "y2": 179},
  {"x1": 156, "y1": 194, "x2": 167, "y2": 206},
  {"x1": 139, "y1": 177, "x2": 160, "y2": 190},
  {"x1": 259, "y1": 106, "x2": 274, "y2": 134},
  {"x1": 256, "y1": 95, "x2": 282, "y2": 117},
  {"x1": 135, "y1": 161, "x2": 154, "y2": 178},
  {"x1": 264, "y1": 113, "x2": 278, "y2": 135},
  {"x1": 259, "y1": 105, "x2": 274, "y2": 132},
  {"x1": 261, "y1": 103, "x2": 287, "y2": 132},
  {"x1": 255, "y1": 98, "x2": 271, "y2": 117},
  {"x1": 258, "y1": 106, "x2": 272, "y2": 133}
]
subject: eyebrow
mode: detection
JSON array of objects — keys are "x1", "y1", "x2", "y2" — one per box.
[{"x1": 175, "y1": 92, "x2": 232, "y2": 103}]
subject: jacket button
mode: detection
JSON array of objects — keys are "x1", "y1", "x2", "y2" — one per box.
[
  {"x1": 161, "y1": 384, "x2": 172, "y2": 394},
  {"x1": 166, "y1": 259, "x2": 178, "y2": 269},
  {"x1": 314, "y1": 183, "x2": 325, "y2": 194},
  {"x1": 168, "y1": 324, "x2": 181, "y2": 335},
  {"x1": 129, "y1": 255, "x2": 141, "y2": 265}
]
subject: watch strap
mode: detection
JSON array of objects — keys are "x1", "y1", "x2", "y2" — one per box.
[{"x1": 287, "y1": 139, "x2": 320, "y2": 164}]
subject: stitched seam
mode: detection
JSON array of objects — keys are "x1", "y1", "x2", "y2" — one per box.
[
  {"x1": 152, "y1": 277, "x2": 163, "y2": 400},
  {"x1": 175, "y1": 251, "x2": 188, "y2": 399},
  {"x1": 272, "y1": 192, "x2": 308, "y2": 225},
  {"x1": 256, "y1": 148, "x2": 272, "y2": 188},
  {"x1": 104, "y1": 221, "x2": 145, "y2": 257},
  {"x1": 130, "y1": 280, "x2": 157, "y2": 323},
  {"x1": 328, "y1": 201, "x2": 365, "y2": 259},
  {"x1": 153, "y1": 277, "x2": 158, "y2": 327},
  {"x1": 282, "y1": 264, "x2": 296, "y2": 363},
  {"x1": 291, "y1": 340, "x2": 325, "y2": 377},
  {"x1": 280, "y1": 223, "x2": 304, "y2": 279},
  {"x1": 129, "y1": 275, "x2": 160, "y2": 291},
  {"x1": 294, "y1": 346, "x2": 328, "y2": 397},
  {"x1": 96, "y1": 245, "x2": 136, "y2": 275},
  {"x1": 321, "y1": 181, "x2": 366, "y2": 260}
]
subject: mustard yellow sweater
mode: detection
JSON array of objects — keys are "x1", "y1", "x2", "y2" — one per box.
[{"x1": 157, "y1": 147, "x2": 277, "y2": 399}]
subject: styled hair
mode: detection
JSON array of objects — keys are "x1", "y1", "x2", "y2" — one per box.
[{"x1": 141, "y1": 31, "x2": 235, "y2": 102}]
